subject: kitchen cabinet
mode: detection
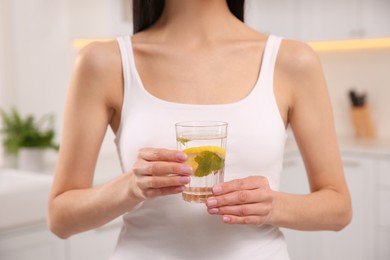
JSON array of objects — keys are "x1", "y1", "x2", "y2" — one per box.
[
  {"x1": 377, "y1": 231, "x2": 390, "y2": 260},
  {"x1": 375, "y1": 158, "x2": 390, "y2": 260},
  {"x1": 361, "y1": 0, "x2": 390, "y2": 39},
  {"x1": 67, "y1": 219, "x2": 122, "y2": 260},
  {"x1": 0, "y1": 223, "x2": 65, "y2": 260},
  {"x1": 246, "y1": 0, "x2": 390, "y2": 41},
  {"x1": 279, "y1": 151, "x2": 309, "y2": 194},
  {"x1": 299, "y1": 0, "x2": 365, "y2": 40},
  {"x1": 279, "y1": 147, "x2": 390, "y2": 260},
  {"x1": 378, "y1": 156, "x2": 390, "y2": 187},
  {"x1": 0, "y1": 169, "x2": 62, "y2": 260},
  {"x1": 0, "y1": 220, "x2": 121, "y2": 260},
  {"x1": 303, "y1": 0, "x2": 390, "y2": 40},
  {"x1": 0, "y1": 168, "x2": 122, "y2": 260},
  {"x1": 320, "y1": 154, "x2": 375, "y2": 260},
  {"x1": 279, "y1": 152, "x2": 323, "y2": 260}
]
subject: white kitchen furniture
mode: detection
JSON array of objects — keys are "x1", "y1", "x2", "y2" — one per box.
[
  {"x1": 0, "y1": 217, "x2": 120, "y2": 260},
  {"x1": 245, "y1": 0, "x2": 390, "y2": 41},
  {"x1": 0, "y1": 223, "x2": 65, "y2": 260},
  {"x1": 65, "y1": 219, "x2": 121, "y2": 260},
  {"x1": 0, "y1": 154, "x2": 123, "y2": 260},
  {"x1": 377, "y1": 158, "x2": 390, "y2": 259},
  {"x1": 280, "y1": 138, "x2": 390, "y2": 260},
  {"x1": 0, "y1": 169, "x2": 65, "y2": 260}
]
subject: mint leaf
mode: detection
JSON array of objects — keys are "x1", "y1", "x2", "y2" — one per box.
[
  {"x1": 177, "y1": 137, "x2": 190, "y2": 145},
  {"x1": 194, "y1": 151, "x2": 224, "y2": 177}
]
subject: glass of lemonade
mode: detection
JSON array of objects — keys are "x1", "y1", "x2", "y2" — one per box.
[{"x1": 175, "y1": 121, "x2": 228, "y2": 203}]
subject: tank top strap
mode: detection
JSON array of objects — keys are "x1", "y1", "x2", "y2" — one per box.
[
  {"x1": 258, "y1": 35, "x2": 283, "y2": 94},
  {"x1": 117, "y1": 36, "x2": 134, "y2": 93},
  {"x1": 117, "y1": 36, "x2": 142, "y2": 132}
]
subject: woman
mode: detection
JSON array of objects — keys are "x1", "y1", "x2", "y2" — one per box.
[{"x1": 48, "y1": 0, "x2": 352, "y2": 259}]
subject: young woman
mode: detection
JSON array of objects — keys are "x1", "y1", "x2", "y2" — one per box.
[{"x1": 48, "y1": 0, "x2": 352, "y2": 259}]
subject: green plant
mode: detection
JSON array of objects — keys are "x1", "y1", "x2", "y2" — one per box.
[{"x1": 0, "y1": 107, "x2": 59, "y2": 156}]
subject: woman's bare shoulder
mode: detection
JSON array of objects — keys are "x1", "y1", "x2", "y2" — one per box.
[
  {"x1": 75, "y1": 40, "x2": 121, "y2": 76},
  {"x1": 72, "y1": 40, "x2": 122, "y2": 91},
  {"x1": 277, "y1": 38, "x2": 322, "y2": 77},
  {"x1": 70, "y1": 40, "x2": 123, "y2": 109}
]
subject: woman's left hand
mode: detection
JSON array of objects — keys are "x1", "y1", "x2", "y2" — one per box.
[{"x1": 206, "y1": 176, "x2": 274, "y2": 225}]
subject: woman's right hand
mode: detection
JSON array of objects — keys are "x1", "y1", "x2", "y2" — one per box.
[{"x1": 129, "y1": 148, "x2": 193, "y2": 201}]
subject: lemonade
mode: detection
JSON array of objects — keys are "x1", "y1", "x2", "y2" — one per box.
[{"x1": 175, "y1": 121, "x2": 228, "y2": 203}]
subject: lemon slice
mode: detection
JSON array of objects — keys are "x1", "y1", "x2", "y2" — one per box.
[
  {"x1": 183, "y1": 146, "x2": 226, "y2": 156},
  {"x1": 183, "y1": 146, "x2": 225, "y2": 177}
]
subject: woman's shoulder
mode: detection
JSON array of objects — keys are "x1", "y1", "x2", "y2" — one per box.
[
  {"x1": 276, "y1": 37, "x2": 322, "y2": 76},
  {"x1": 72, "y1": 40, "x2": 123, "y2": 92},
  {"x1": 71, "y1": 40, "x2": 123, "y2": 108},
  {"x1": 274, "y1": 37, "x2": 327, "y2": 105},
  {"x1": 75, "y1": 40, "x2": 121, "y2": 75}
]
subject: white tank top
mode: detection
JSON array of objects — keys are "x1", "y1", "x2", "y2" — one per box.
[{"x1": 111, "y1": 35, "x2": 290, "y2": 260}]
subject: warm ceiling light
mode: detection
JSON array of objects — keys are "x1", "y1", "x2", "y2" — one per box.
[
  {"x1": 72, "y1": 38, "x2": 111, "y2": 49},
  {"x1": 308, "y1": 38, "x2": 390, "y2": 51},
  {"x1": 72, "y1": 37, "x2": 390, "y2": 51}
]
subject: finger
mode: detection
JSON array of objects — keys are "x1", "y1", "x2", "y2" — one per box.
[
  {"x1": 220, "y1": 215, "x2": 267, "y2": 226},
  {"x1": 212, "y1": 176, "x2": 268, "y2": 195},
  {"x1": 138, "y1": 175, "x2": 191, "y2": 190},
  {"x1": 138, "y1": 148, "x2": 187, "y2": 162},
  {"x1": 206, "y1": 188, "x2": 272, "y2": 208},
  {"x1": 134, "y1": 161, "x2": 193, "y2": 176},
  {"x1": 207, "y1": 203, "x2": 271, "y2": 217}
]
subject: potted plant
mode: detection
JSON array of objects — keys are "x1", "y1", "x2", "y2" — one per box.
[{"x1": 0, "y1": 107, "x2": 59, "y2": 171}]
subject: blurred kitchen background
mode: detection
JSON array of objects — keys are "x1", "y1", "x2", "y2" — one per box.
[{"x1": 0, "y1": 0, "x2": 389, "y2": 259}]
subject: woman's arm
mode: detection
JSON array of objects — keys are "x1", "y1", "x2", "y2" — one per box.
[
  {"x1": 48, "y1": 41, "x2": 135, "y2": 239},
  {"x1": 206, "y1": 40, "x2": 352, "y2": 231},
  {"x1": 48, "y1": 42, "x2": 191, "y2": 239},
  {"x1": 268, "y1": 40, "x2": 352, "y2": 230}
]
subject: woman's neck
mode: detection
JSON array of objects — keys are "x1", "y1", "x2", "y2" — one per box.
[{"x1": 150, "y1": 0, "x2": 242, "y2": 45}]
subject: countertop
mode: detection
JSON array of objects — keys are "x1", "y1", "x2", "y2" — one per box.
[{"x1": 285, "y1": 135, "x2": 390, "y2": 158}]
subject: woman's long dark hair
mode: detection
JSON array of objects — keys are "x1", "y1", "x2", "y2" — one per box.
[{"x1": 132, "y1": 0, "x2": 245, "y2": 34}]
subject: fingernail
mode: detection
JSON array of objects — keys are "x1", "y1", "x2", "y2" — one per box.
[
  {"x1": 178, "y1": 176, "x2": 190, "y2": 184},
  {"x1": 176, "y1": 152, "x2": 187, "y2": 161},
  {"x1": 181, "y1": 165, "x2": 193, "y2": 175},
  {"x1": 176, "y1": 186, "x2": 185, "y2": 192},
  {"x1": 212, "y1": 186, "x2": 222, "y2": 195},
  {"x1": 207, "y1": 198, "x2": 217, "y2": 207},
  {"x1": 209, "y1": 208, "x2": 219, "y2": 214},
  {"x1": 222, "y1": 216, "x2": 231, "y2": 223}
]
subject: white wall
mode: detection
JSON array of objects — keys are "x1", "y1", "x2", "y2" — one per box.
[
  {"x1": 0, "y1": 0, "x2": 132, "y2": 168},
  {"x1": 68, "y1": 0, "x2": 132, "y2": 38},
  {"x1": 319, "y1": 49, "x2": 390, "y2": 139},
  {"x1": 0, "y1": 0, "x2": 15, "y2": 166},
  {"x1": 0, "y1": 0, "x2": 17, "y2": 108},
  {"x1": 0, "y1": 1, "x2": 389, "y2": 168},
  {"x1": 9, "y1": 0, "x2": 129, "y2": 116}
]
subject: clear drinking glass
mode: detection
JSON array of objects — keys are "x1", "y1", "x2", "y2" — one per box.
[{"x1": 175, "y1": 121, "x2": 228, "y2": 203}]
